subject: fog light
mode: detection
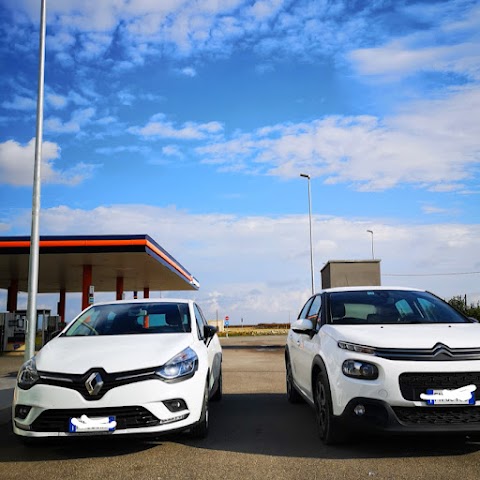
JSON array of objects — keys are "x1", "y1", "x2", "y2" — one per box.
[
  {"x1": 15, "y1": 405, "x2": 32, "y2": 420},
  {"x1": 159, "y1": 413, "x2": 189, "y2": 425},
  {"x1": 163, "y1": 399, "x2": 187, "y2": 413},
  {"x1": 354, "y1": 404, "x2": 366, "y2": 416}
]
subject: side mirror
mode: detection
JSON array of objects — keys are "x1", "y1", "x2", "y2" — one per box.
[
  {"x1": 291, "y1": 319, "x2": 314, "y2": 334},
  {"x1": 204, "y1": 325, "x2": 218, "y2": 338}
]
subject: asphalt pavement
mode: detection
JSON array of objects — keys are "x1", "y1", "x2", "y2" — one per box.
[
  {"x1": 1, "y1": 335, "x2": 480, "y2": 480},
  {"x1": 0, "y1": 353, "x2": 23, "y2": 426}
]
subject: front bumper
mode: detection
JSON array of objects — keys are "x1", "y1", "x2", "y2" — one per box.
[
  {"x1": 12, "y1": 373, "x2": 206, "y2": 438},
  {"x1": 336, "y1": 397, "x2": 480, "y2": 435}
]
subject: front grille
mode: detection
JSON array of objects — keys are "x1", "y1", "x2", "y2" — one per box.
[
  {"x1": 30, "y1": 406, "x2": 160, "y2": 432},
  {"x1": 37, "y1": 367, "x2": 157, "y2": 400},
  {"x1": 399, "y1": 372, "x2": 480, "y2": 401},
  {"x1": 375, "y1": 343, "x2": 480, "y2": 361},
  {"x1": 393, "y1": 406, "x2": 480, "y2": 425}
]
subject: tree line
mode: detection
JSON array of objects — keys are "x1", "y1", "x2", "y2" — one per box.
[{"x1": 448, "y1": 296, "x2": 480, "y2": 321}]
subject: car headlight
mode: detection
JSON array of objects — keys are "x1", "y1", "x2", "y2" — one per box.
[
  {"x1": 338, "y1": 341, "x2": 375, "y2": 355},
  {"x1": 342, "y1": 359, "x2": 379, "y2": 380},
  {"x1": 17, "y1": 357, "x2": 40, "y2": 390},
  {"x1": 155, "y1": 347, "x2": 198, "y2": 382}
]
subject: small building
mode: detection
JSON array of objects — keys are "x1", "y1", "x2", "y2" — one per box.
[
  {"x1": 208, "y1": 319, "x2": 225, "y2": 332},
  {"x1": 321, "y1": 260, "x2": 381, "y2": 289}
]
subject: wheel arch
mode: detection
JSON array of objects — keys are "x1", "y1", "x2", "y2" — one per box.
[
  {"x1": 311, "y1": 354, "x2": 329, "y2": 396},
  {"x1": 285, "y1": 346, "x2": 290, "y2": 364}
]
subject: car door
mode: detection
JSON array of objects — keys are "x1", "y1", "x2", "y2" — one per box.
[
  {"x1": 292, "y1": 294, "x2": 322, "y2": 397},
  {"x1": 193, "y1": 303, "x2": 220, "y2": 393},
  {"x1": 289, "y1": 297, "x2": 314, "y2": 391}
]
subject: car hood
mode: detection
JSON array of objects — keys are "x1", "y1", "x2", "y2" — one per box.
[
  {"x1": 323, "y1": 324, "x2": 480, "y2": 349},
  {"x1": 36, "y1": 333, "x2": 194, "y2": 374}
]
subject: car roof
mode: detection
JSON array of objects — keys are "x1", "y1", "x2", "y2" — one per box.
[
  {"x1": 89, "y1": 298, "x2": 194, "y2": 307},
  {"x1": 319, "y1": 286, "x2": 425, "y2": 294}
]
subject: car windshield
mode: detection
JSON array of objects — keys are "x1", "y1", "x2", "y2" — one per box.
[
  {"x1": 64, "y1": 302, "x2": 191, "y2": 336},
  {"x1": 328, "y1": 290, "x2": 470, "y2": 325}
]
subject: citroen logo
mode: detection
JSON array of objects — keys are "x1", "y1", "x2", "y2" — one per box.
[
  {"x1": 85, "y1": 372, "x2": 104, "y2": 396},
  {"x1": 432, "y1": 343, "x2": 451, "y2": 356}
]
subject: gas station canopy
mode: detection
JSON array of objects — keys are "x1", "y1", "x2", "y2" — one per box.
[{"x1": 0, "y1": 234, "x2": 199, "y2": 298}]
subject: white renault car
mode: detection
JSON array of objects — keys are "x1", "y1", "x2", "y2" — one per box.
[
  {"x1": 286, "y1": 287, "x2": 480, "y2": 444},
  {"x1": 13, "y1": 298, "x2": 222, "y2": 441}
]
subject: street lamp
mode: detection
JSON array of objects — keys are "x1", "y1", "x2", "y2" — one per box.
[
  {"x1": 300, "y1": 173, "x2": 315, "y2": 295},
  {"x1": 366, "y1": 229, "x2": 374, "y2": 259},
  {"x1": 25, "y1": 0, "x2": 47, "y2": 360}
]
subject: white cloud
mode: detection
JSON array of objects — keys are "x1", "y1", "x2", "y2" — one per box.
[
  {"x1": 77, "y1": 33, "x2": 113, "y2": 60},
  {"x1": 96, "y1": 145, "x2": 150, "y2": 155},
  {"x1": 162, "y1": 145, "x2": 183, "y2": 157},
  {"x1": 4, "y1": 204, "x2": 480, "y2": 323},
  {"x1": 349, "y1": 41, "x2": 480, "y2": 80},
  {"x1": 118, "y1": 90, "x2": 135, "y2": 106},
  {"x1": 421, "y1": 203, "x2": 457, "y2": 215},
  {"x1": 177, "y1": 66, "x2": 197, "y2": 77},
  {"x1": 0, "y1": 138, "x2": 60, "y2": 186},
  {"x1": 0, "y1": 138, "x2": 96, "y2": 186},
  {"x1": 0, "y1": 0, "x2": 380, "y2": 67},
  {"x1": 45, "y1": 107, "x2": 96, "y2": 134},
  {"x1": 48, "y1": 31, "x2": 76, "y2": 52},
  {"x1": 47, "y1": 92, "x2": 69, "y2": 110},
  {"x1": 3, "y1": 0, "x2": 478, "y2": 85},
  {"x1": 349, "y1": 4, "x2": 480, "y2": 81},
  {"x1": 197, "y1": 87, "x2": 480, "y2": 192},
  {"x1": 130, "y1": 115, "x2": 224, "y2": 140},
  {"x1": 2, "y1": 94, "x2": 36, "y2": 111}
]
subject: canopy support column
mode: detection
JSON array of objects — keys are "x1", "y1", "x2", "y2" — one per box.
[
  {"x1": 82, "y1": 265, "x2": 92, "y2": 310},
  {"x1": 58, "y1": 288, "x2": 66, "y2": 323},
  {"x1": 7, "y1": 279, "x2": 18, "y2": 312},
  {"x1": 116, "y1": 276, "x2": 124, "y2": 300}
]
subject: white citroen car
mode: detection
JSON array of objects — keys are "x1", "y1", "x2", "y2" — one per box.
[
  {"x1": 286, "y1": 287, "x2": 480, "y2": 444},
  {"x1": 13, "y1": 298, "x2": 222, "y2": 441}
]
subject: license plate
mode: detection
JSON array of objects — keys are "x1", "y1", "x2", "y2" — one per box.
[
  {"x1": 69, "y1": 415, "x2": 117, "y2": 433},
  {"x1": 422, "y1": 387, "x2": 476, "y2": 405}
]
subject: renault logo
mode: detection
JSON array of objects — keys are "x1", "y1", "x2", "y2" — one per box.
[{"x1": 85, "y1": 372, "x2": 104, "y2": 396}]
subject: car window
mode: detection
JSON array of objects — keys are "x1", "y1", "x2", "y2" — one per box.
[
  {"x1": 193, "y1": 303, "x2": 206, "y2": 340},
  {"x1": 298, "y1": 297, "x2": 314, "y2": 320},
  {"x1": 307, "y1": 295, "x2": 322, "y2": 329},
  {"x1": 65, "y1": 302, "x2": 192, "y2": 336},
  {"x1": 328, "y1": 290, "x2": 469, "y2": 325}
]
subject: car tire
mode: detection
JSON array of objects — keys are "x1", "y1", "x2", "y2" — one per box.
[
  {"x1": 286, "y1": 356, "x2": 303, "y2": 404},
  {"x1": 190, "y1": 382, "x2": 209, "y2": 439},
  {"x1": 314, "y1": 370, "x2": 344, "y2": 445},
  {"x1": 210, "y1": 367, "x2": 222, "y2": 402}
]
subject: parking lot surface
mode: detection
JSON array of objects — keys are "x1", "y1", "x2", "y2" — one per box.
[{"x1": 1, "y1": 335, "x2": 480, "y2": 480}]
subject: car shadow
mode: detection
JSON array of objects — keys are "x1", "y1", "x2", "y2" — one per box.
[
  {"x1": 181, "y1": 393, "x2": 480, "y2": 459},
  {"x1": 0, "y1": 421, "x2": 162, "y2": 462},
  {"x1": 0, "y1": 393, "x2": 478, "y2": 462}
]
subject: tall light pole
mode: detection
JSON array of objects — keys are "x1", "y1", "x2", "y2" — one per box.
[
  {"x1": 300, "y1": 173, "x2": 315, "y2": 295},
  {"x1": 25, "y1": 0, "x2": 47, "y2": 360},
  {"x1": 366, "y1": 229, "x2": 374, "y2": 260}
]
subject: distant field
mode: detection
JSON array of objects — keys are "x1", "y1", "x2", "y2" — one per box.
[{"x1": 217, "y1": 324, "x2": 290, "y2": 337}]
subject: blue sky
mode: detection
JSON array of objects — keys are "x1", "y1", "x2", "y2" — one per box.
[{"x1": 1, "y1": 0, "x2": 479, "y2": 324}]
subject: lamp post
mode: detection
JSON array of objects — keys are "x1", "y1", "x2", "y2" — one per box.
[
  {"x1": 300, "y1": 173, "x2": 315, "y2": 295},
  {"x1": 366, "y1": 229, "x2": 374, "y2": 260},
  {"x1": 25, "y1": 0, "x2": 47, "y2": 360}
]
